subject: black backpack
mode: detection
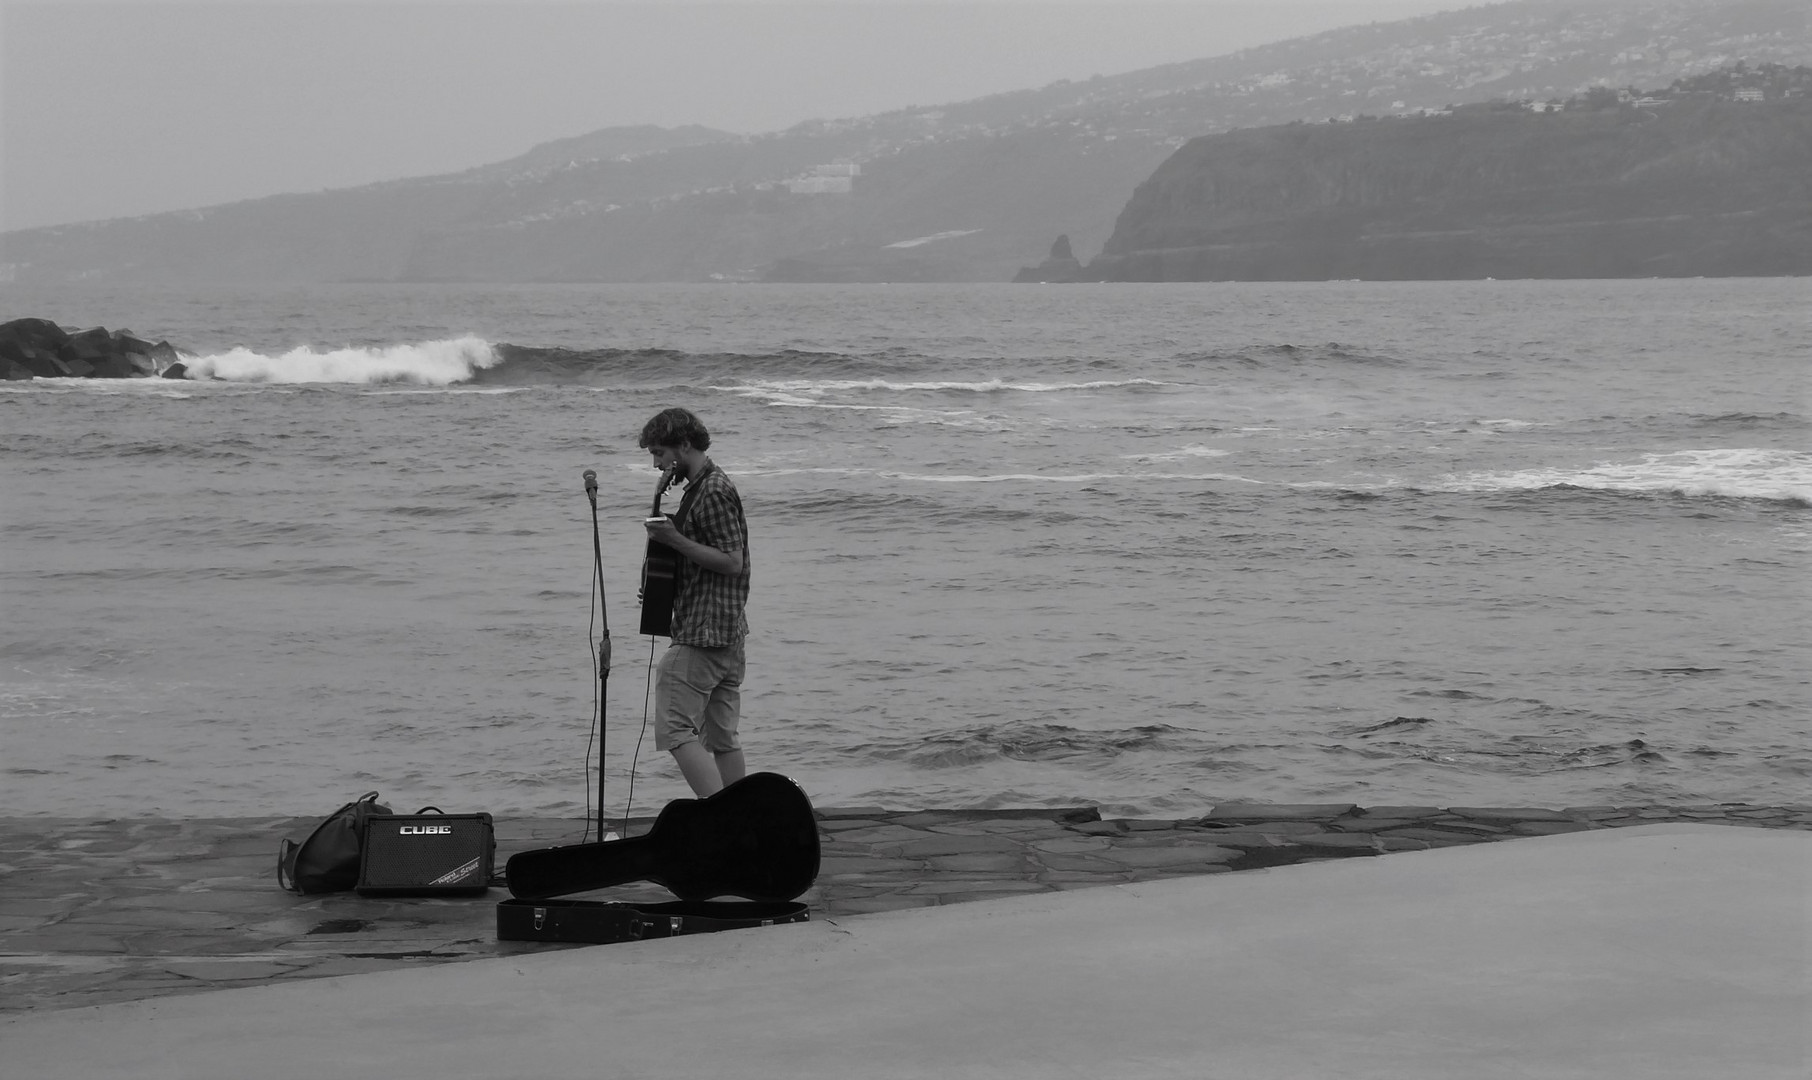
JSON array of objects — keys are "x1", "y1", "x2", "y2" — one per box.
[{"x1": 277, "y1": 791, "x2": 392, "y2": 894}]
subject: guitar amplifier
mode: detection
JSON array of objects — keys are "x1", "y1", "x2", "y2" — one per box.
[{"x1": 356, "y1": 811, "x2": 494, "y2": 897}]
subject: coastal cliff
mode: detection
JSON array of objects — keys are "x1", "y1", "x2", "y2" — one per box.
[{"x1": 1084, "y1": 95, "x2": 1812, "y2": 281}]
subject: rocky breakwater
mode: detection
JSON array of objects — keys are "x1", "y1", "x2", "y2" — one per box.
[{"x1": 0, "y1": 318, "x2": 188, "y2": 380}]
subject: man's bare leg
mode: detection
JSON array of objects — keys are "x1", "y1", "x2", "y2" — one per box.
[
  {"x1": 671, "y1": 741, "x2": 724, "y2": 797},
  {"x1": 714, "y1": 748, "x2": 746, "y2": 787}
]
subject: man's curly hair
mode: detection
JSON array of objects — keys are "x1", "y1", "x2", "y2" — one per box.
[{"x1": 639, "y1": 408, "x2": 711, "y2": 452}]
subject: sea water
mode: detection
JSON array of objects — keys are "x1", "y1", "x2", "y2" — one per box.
[{"x1": 1, "y1": 279, "x2": 1806, "y2": 819}]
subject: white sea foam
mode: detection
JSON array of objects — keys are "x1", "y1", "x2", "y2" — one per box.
[
  {"x1": 885, "y1": 229, "x2": 983, "y2": 248},
  {"x1": 729, "y1": 377, "x2": 1167, "y2": 396},
  {"x1": 1, "y1": 380, "x2": 198, "y2": 399},
  {"x1": 1439, "y1": 449, "x2": 1812, "y2": 501},
  {"x1": 179, "y1": 336, "x2": 500, "y2": 385},
  {"x1": 1130, "y1": 444, "x2": 1233, "y2": 463},
  {"x1": 877, "y1": 470, "x2": 1267, "y2": 484}
]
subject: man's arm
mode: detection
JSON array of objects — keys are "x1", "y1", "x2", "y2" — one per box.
[
  {"x1": 644, "y1": 519, "x2": 743, "y2": 576},
  {"x1": 673, "y1": 531, "x2": 743, "y2": 576}
]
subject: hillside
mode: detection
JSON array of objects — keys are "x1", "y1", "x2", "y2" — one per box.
[
  {"x1": 1086, "y1": 78, "x2": 1812, "y2": 281},
  {"x1": 2, "y1": 0, "x2": 1807, "y2": 284}
]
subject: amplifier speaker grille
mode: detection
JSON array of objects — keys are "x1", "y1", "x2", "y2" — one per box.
[{"x1": 357, "y1": 813, "x2": 494, "y2": 896}]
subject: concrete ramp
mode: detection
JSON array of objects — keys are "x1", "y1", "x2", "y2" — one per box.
[{"x1": 3, "y1": 824, "x2": 1805, "y2": 1080}]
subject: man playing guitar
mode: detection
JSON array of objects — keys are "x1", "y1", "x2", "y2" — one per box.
[{"x1": 638, "y1": 408, "x2": 752, "y2": 797}]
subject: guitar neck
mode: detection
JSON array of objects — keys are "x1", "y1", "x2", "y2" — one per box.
[{"x1": 652, "y1": 465, "x2": 679, "y2": 517}]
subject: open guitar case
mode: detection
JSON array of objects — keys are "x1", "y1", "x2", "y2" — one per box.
[
  {"x1": 496, "y1": 897, "x2": 810, "y2": 944},
  {"x1": 496, "y1": 772, "x2": 820, "y2": 945}
]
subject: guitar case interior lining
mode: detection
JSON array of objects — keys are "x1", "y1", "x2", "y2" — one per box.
[{"x1": 497, "y1": 897, "x2": 809, "y2": 944}]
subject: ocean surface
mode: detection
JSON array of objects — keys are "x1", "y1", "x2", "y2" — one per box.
[{"x1": 2, "y1": 279, "x2": 1807, "y2": 821}]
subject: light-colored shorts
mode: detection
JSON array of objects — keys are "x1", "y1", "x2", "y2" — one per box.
[{"x1": 653, "y1": 641, "x2": 745, "y2": 753}]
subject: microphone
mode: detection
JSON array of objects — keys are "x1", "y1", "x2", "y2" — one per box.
[{"x1": 582, "y1": 468, "x2": 598, "y2": 507}]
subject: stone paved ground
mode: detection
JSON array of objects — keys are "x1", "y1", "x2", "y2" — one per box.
[{"x1": 3, "y1": 801, "x2": 1807, "y2": 1015}]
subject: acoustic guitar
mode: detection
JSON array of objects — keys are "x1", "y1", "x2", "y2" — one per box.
[
  {"x1": 638, "y1": 464, "x2": 681, "y2": 637},
  {"x1": 505, "y1": 772, "x2": 821, "y2": 902}
]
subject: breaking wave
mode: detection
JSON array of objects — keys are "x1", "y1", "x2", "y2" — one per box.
[
  {"x1": 169, "y1": 337, "x2": 1185, "y2": 394},
  {"x1": 179, "y1": 336, "x2": 501, "y2": 385},
  {"x1": 1435, "y1": 449, "x2": 1812, "y2": 504}
]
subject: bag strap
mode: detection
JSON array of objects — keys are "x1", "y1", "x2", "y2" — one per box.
[
  {"x1": 671, "y1": 462, "x2": 711, "y2": 530},
  {"x1": 277, "y1": 838, "x2": 299, "y2": 892},
  {"x1": 671, "y1": 464, "x2": 745, "y2": 559}
]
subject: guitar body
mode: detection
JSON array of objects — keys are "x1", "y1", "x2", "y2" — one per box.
[
  {"x1": 638, "y1": 465, "x2": 681, "y2": 638},
  {"x1": 505, "y1": 772, "x2": 821, "y2": 903},
  {"x1": 638, "y1": 540, "x2": 678, "y2": 637}
]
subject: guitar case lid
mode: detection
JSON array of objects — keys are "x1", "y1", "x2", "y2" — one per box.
[{"x1": 504, "y1": 772, "x2": 821, "y2": 902}]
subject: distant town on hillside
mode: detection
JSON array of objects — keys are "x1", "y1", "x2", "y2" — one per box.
[{"x1": 3, "y1": 1, "x2": 1806, "y2": 284}]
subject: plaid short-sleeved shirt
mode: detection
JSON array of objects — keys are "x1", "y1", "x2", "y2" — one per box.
[{"x1": 671, "y1": 463, "x2": 750, "y2": 647}]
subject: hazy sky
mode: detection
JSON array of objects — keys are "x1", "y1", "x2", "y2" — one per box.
[{"x1": 1, "y1": 0, "x2": 1467, "y2": 232}]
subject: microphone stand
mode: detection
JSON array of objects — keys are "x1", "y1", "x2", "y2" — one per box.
[{"x1": 583, "y1": 470, "x2": 611, "y2": 842}]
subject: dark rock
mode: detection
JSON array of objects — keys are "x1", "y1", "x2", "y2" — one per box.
[
  {"x1": 112, "y1": 332, "x2": 163, "y2": 374},
  {"x1": 0, "y1": 317, "x2": 188, "y2": 379},
  {"x1": 24, "y1": 348, "x2": 71, "y2": 378},
  {"x1": 62, "y1": 326, "x2": 114, "y2": 362},
  {"x1": 1056, "y1": 807, "x2": 1101, "y2": 824},
  {"x1": 161, "y1": 361, "x2": 190, "y2": 380},
  {"x1": 1012, "y1": 234, "x2": 1086, "y2": 283},
  {"x1": 0, "y1": 345, "x2": 35, "y2": 380},
  {"x1": 0, "y1": 325, "x2": 73, "y2": 377},
  {"x1": 0, "y1": 318, "x2": 68, "y2": 350},
  {"x1": 87, "y1": 354, "x2": 135, "y2": 379}
]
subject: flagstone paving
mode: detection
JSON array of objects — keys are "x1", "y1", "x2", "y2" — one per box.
[{"x1": 3, "y1": 801, "x2": 1808, "y2": 1015}]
